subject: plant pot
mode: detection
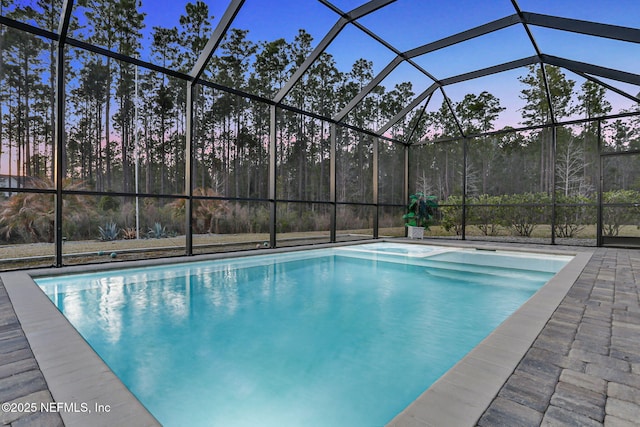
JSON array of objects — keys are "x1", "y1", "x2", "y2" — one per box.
[{"x1": 407, "y1": 225, "x2": 425, "y2": 239}]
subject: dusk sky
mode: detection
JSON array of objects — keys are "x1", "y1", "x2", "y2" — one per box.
[
  {"x1": 135, "y1": 0, "x2": 640, "y2": 126},
  {"x1": 6, "y1": 0, "x2": 640, "y2": 127}
]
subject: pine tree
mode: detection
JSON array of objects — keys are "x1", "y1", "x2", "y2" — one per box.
[
  {"x1": 455, "y1": 91, "x2": 504, "y2": 193},
  {"x1": 177, "y1": 1, "x2": 214, "y2": 191},
  {"x1": 112, "y1": 0, "x2": 144, "y2": 193},
  {"x1": 519, "y1": 65, "x2": 575, "y2": 193},
  {"x1": 3, "y1": 7, "x2": 46, "y2": 180}
]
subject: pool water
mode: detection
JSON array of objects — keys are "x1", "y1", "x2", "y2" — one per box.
[{"x1": 37, "y1": 243, "x2": 571, "y2": 426}]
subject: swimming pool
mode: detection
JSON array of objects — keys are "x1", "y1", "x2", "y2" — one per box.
[{"x1": 36, "y1": 242, "x2": 572, "y2": 426}]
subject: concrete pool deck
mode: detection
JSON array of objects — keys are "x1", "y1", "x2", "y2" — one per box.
[{"x1": 1, "y1": 241, "x2": 639, "y2": 426}]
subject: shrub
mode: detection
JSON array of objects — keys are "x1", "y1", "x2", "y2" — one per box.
[
  {"x1": 117, "y1": 202, "x2": 136, "y2": 229},
  {"x1": 602, "y1": 190, "x2": 640, "y2": 236},
  {"x1": 122, "y1": 227, "x2": 138, "y2": 240},
  {"x1": 501, "y1": 192, "x2": 551, "y2": 237},
  {"x1": 467, "y1": 194, "x2": 503, "y2": 236},
  {"x1": 194, "y1": 188, "x2": 230, "y2": 234},
  {"x1": 440, "y1": 195, "x2": 463, "y2": 235},
  {"x1": 251, "y1": 206, "x2": 270, "y2": 233},
  {"x1": 0, "y1": 179, "x2": 92, "y2": 243},
  {"x1": 554, "y1": 194, "x2": 592, "y2": 238},
  {"x1": 97, "y1": 195, "x2": 120, "y2": 212}
]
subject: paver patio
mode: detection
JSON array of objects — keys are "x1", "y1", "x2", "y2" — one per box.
[{"x1": 478, "y1": 247, "x2": 640, "y2": 427}]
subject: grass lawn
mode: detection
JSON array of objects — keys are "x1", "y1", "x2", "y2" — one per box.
[{"x1": 2, "y1": 224, "x2": 637, "y2": 271}]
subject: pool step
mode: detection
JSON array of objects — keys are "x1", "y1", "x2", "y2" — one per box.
[
  {"x1": 420, "y1": 258, "x2": 552, "y2": 278},
  {"x1": 419, "y1": 262, "x2": 549, "y2": 291}
]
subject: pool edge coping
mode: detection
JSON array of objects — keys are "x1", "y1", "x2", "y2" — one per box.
[{"x1": 3, "y1": 239, "x2": 592, "y2": 427}]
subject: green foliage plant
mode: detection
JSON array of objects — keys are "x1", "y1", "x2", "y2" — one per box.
[
  {"x1": 502, "y1": 192, "x2": 551, "y2": 237},
  {"x1": 602, "y1": 190, "x2": 640, "y2": 237},
  {"x1": 554, "y1": 194, "x2": 592, "y2": 238},
  {"x1": 97, "y1": 195, "x2": 120, "y2": 212},
  {"x1": 148, "y1": 222, "x2": 168, "y2": 239},
  {"x1": 440, "y1": 195, "x2": 463, "y2": 235},
  {"x1": 403, "y1": 192, "x2": 438, "y2": 229},
  {"x1": 98, "y1": 222, "x2": 120, "y2": 241},
  {"x1": 467, "y1": 194, "x2": 503, "y2": 236}
]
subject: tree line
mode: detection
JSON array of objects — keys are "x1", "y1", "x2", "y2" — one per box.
[{"x1": 1, "y1": 0, "x2": 640, "y2": 246}]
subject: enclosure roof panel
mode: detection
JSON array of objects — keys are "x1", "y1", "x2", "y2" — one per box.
[
  {"x1": 356, "y1": 0, "x2": 516, "y2": 52},
  {"x1": 410, "y1": 25, "x2": 535, "y2": 82},
  {"x1": 531, "y1": 27, "x2": 640, "y2": 81},
  {"x1": 517, "y1": 0, "x2": 640, "y2": 29}
]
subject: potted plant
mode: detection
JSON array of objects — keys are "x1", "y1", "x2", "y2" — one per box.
[{"x1": 403, "y1": 192, "x2": 438, "y2": 239}]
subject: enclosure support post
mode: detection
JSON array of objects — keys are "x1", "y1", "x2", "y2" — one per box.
[
  {"x1": 551, "y1": 125, "x2": 557, "y2": 245},
  {"x1": 372, "y1": 136, "x2": 379, "y2": 239},
  {"x1": 53, "y1": 0, "x2": 75, "y2": 267},
  {"x1": 269, "y1": 105, "x2": 277, "y2": 248},
  {"x1": 185, "y1": 82, "x2": 195, "y2": 256},
  {"x1": 461, "y1": 138, "x2": 468, "y2": 240},
  {"x1": 596, "y1": 120, "x2": 603, "y2": 247},
  {"x1": 330, "y1": 124, "x2": 337, "y2": 242},
  {"x1": 403, "y1": 144, "x2": 409, "y2": 238},
  {"x1": 54, "y1": 45, "x2": 65, "y2": 267}
]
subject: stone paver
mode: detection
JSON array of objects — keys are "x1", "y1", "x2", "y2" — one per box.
[
  {"x1": 478, "y1": 248, "x2": 640, "y2": 427},
  {"x1": 0, "y1": 278, "x2": 63, "y2": 427}
]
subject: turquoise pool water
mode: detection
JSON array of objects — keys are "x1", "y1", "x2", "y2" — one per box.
[{"x1": 37, "y1": 243, "x2": 571, "y2": 426}]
